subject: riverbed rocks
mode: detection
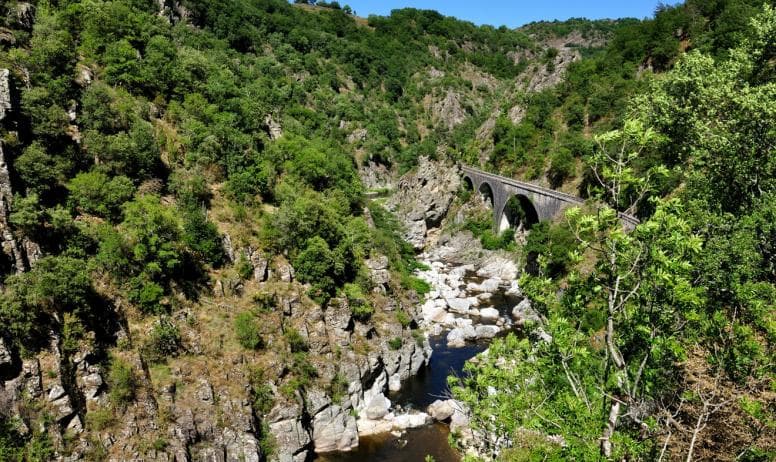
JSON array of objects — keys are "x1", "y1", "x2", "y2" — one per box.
[
  {"x1": 427, "y1": 399, "x2": 455, "y2": 421},
  {"x1": 365, "y1": 394, "x2": 391, "y2": 419},
  {"x1": 312, "y1": 402, "x2": 358, "y2": 453},
  {"x1": 512, "y1": 297, "x2": 541, "y2": 325},
  {"x1": 415, "y1": 251, "x2": 521, "y2": 347}
]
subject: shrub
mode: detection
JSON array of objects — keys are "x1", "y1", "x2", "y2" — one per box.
[
  {"x1": 128, "y1": 279, "x2": 166, "y2": 314},
  {"x1": 329, "y1": 373, "x2": 349, "y2": 404},
  {"x1": 67, "y1": 170, "x2": 135, "y2": 221},
  {"x1": 388, "y1": 337, "x2": 403, "y2": 350},
  {"x1": 548, "y1": 148, "x2": 576, "y2": 188},
  {"x1": 403, "y1": 275, "x2": 431, "y2": 296},
  {"x1": 524, "y1": 221, "x2": 575, "y2": 277},
  {"x1": 285, "y1": 328, "x2": 309, "y2": 353},
  {"x1": 236, "y1": 254, "x2": 253, "y2": 280},
  {"x1": 344, "y1": 282, "x2": 374, "y2": 320},
  {"x1": 480, "y1": 228, "x2": 516, "y2": 251},
  {"x1": 108, "y1": 357, "x2": 136, "y2": 406},
  {"x1": 181, "y1": 207, "x2": 225, "y2": 267},
  {"x1": 248, "y1": 368, "x2": 275, "y2": 415},
  {"x1": 143, "y1": 318, "x2": 181, "y2": 363},
  {"x1": 396, "y1": 310, "x2": 412, "y2": 328},
  {"x1": 252, "y1": 292, "x2": 275, "y2": 312},
  {"x1": 86, "y1": 409, "x2": 115, "y2": 431},
  {"x1": 235, "y1": 311, "x2": 264, "y2": 350},
  {"x1": 294, "y1": 236, "x2": 338, "y2": 298}
]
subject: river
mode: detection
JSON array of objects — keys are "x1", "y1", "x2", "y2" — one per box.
[{"x1": 317, "y1": 265, "x2": 521, "y2": 462}]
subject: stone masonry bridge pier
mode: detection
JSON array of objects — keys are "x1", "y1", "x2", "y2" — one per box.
[{"x1": 461, "y1": 165, "x2": 639, "y2": 231}]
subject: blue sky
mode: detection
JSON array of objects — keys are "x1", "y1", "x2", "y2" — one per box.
[{"x1": 342, "y1": 0, "x2": 664, "y2": 28}]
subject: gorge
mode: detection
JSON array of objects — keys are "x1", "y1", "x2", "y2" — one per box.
[{"x1": 0, "y1": 1, "x2": 773, "y2": 461}]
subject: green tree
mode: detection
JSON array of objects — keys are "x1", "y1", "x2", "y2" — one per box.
[{"x1": 67, "y1": 170, "x2": 135, "y2": 221}]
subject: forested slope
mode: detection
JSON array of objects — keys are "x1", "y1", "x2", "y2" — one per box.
[{"x1": 0, "y1": 0, "x2": 772, "y2": 461}]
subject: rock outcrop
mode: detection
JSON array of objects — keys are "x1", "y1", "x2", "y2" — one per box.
[
  {"x1": 387, "y1": 157, "x2": 461, "y2": 249},
  {"x1": 0, "y1": 69, "x2": 12, "y2": 122},
  {"x1": 433, "y1": 90, "x2": 467, "y2": 130}
]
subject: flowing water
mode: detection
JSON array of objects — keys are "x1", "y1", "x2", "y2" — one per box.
[{"x1": 317, "y1": 267, "x2": 522, "y2": 462}]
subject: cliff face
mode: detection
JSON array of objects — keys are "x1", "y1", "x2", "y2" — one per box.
[{"x1": 386, "y1": 157, "x2": 462, "y2": 250}]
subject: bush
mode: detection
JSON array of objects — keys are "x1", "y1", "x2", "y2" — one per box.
[
  {"x1": 143, "y1": 318, "x2": 181, "y2": 363},
  {"x1": 388, "y1": 337, "x2": 403, "y2": 350},
  {"x1": 128, "y1": 279, "x2": 166, "y2": 314},
  {"x1": 480, "y1": 228, "x2": 516, "y2": 251},
  {"x1": 108, "y1": 357, "x2": 136, "y2": 406},
  {"x1": 67, "y1": 170, "x2": 135, "y2": 221},
  {"x1": 344, "y1": 282, "x2": 374, "y2": 320},
  {"x1": 252, "y1": 292, "x2": 276, "y2": 312},
  {"x1": 294, "y1": 236, "x2": 338, "y2": 298},
  {"x1": 524, "y1": 221, "x2": 576, "y2": 277},
  {"x1": 396, "y1": 310, "x2": 412, "y2": 328},
  {"x1": 86, "y1": 409, "x2": 115, "y2": 431},
  {"x1": 403, "y1": 275, "x2": 431, "y2": 296},
  {"x1": 181, "y1": 207, "x2": 225, "y2": 267},
  {"x1": 285, "y1": 328, "x2": 309, "y2": 353},
  {"x1": 548, "y1": 148, "x2": 576, "y2": 188},
  {"x1": 235, "y1": 311, "x2": 264, "y2": 350}
]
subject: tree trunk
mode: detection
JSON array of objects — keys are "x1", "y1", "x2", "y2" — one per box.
[{"x1": 601, "y1": 400, "x2": 621, "y2": 457}]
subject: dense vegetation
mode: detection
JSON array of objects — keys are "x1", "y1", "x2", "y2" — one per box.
[
  {"x1": 453, "y1": 5, "x2": 775, "y2": 460},
  {"x1": 0, "y1": 0, "x2": 772, "y2": 460}
]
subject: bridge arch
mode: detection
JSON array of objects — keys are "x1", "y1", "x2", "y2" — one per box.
[
  {"x1": 462, "y1": 175, "x2": 474, "y2": 191},
  {"x1": 478, "y1": 182, "x2": 494, "y2": 208},
  {"x1": 499, "y1": 194, "x2": 539, "y2": 232}
]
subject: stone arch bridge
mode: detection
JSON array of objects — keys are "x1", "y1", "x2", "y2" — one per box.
[{"x1": 461, "y1": 165, "x2": 639, "y2": 231}]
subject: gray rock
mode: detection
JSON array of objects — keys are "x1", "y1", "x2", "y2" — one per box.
[
  {"x1": 475, "y1": 325, "x2": 500, "y2": 339},
  {"x1": 75, "y1": 63, "x2": 93, "y2": 87},
  {"x1": 82, "y1": 372, "x2": 104, "y2": 400},
  {"x1": 324, "y1": 299, "x2": 352, "y2": 345},
  {"x1": 222, "y1": 233, "x2": 235, "y2": 263},
  {"x1": 512, "y1": 298, "x2": 541, "y2": 325},
  {"x1": 446, "y1": 329, "x2": 466, "y2": 348},
  {"x1": 269, "y1": 418, "x2": 311, "y2": 461},
  {"x1": 265, "y1": 114, "x2": 283, "y2": 140},
  {"x1": 197, "y1": 379, "x2": 214, "y2": 403},
  {"x1": 14, "y1": 3, "x2": 35, "y2": 29},
  {"x1": 0, "y1": 69, "x2": 11, "y2": 121},
  {"x1": 433, "y1": 90, "x2": 467, "y2": 130},
  {"x1": 427, "y1": 399, "x2": 455, "y2": 421},
  {"x1": 48, "y1": 384, "x2": 66, "y2": 401},
  {"x1": 446, "y1": 297, "x2": 471, "y2": 314},
  {"x1": 386, "y1": 157, "x2": 461, "y2": 249},
  {"x1": 306, "y1": 388, "x2": 330, "y2": 416},
  {"x1": 366, "y1": 255, "x2": 391, "y2": 288},
  {"x1": 51, "y1": 395, "x2": 74, "y2": 421},
  {"x1": 0, "y1": 337, "x2": 11, "y2": 368},
  {"x1": 364, "y1": 394, "x2": 390, "y2": 420},
  {"x1": 250, "y1": 250, "x2": 269, "y2": 282},
  {"x1": 393, "y1": 412, "x2": 431, "y2": 429},
  {"x1": 65, "y1": 415, "x2": 83, "y2": 434},
  {"x1": 388, "y1": 373, "x2": 401, "y2": 392},
  {"x1": 479, "y1": 307, "x2": 500, "y2": 321},
  {"x1": 222, "y1": 428, "x2": 261, "y2": 462},
  {"x1": 276, "y1": 259, "x2": 294, "y2": 283},
  {"x1": 312, "y1": 404, "x2": 358, "y2": 453},
  {"x1": 450, "y1": 407, "x2": 470, "y2": 433}
]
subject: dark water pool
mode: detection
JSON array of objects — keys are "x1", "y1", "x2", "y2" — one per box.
[
  {"x1": 390, "y1": 334, "x2": 489, "y2": 410},
  {"x1": 316, "y1": 423, "x2": 460, "y2": 462}
]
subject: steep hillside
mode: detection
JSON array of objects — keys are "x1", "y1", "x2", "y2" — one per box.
[{"x1": 0, "y1": 1, "x2": 773, "y2": 461}]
